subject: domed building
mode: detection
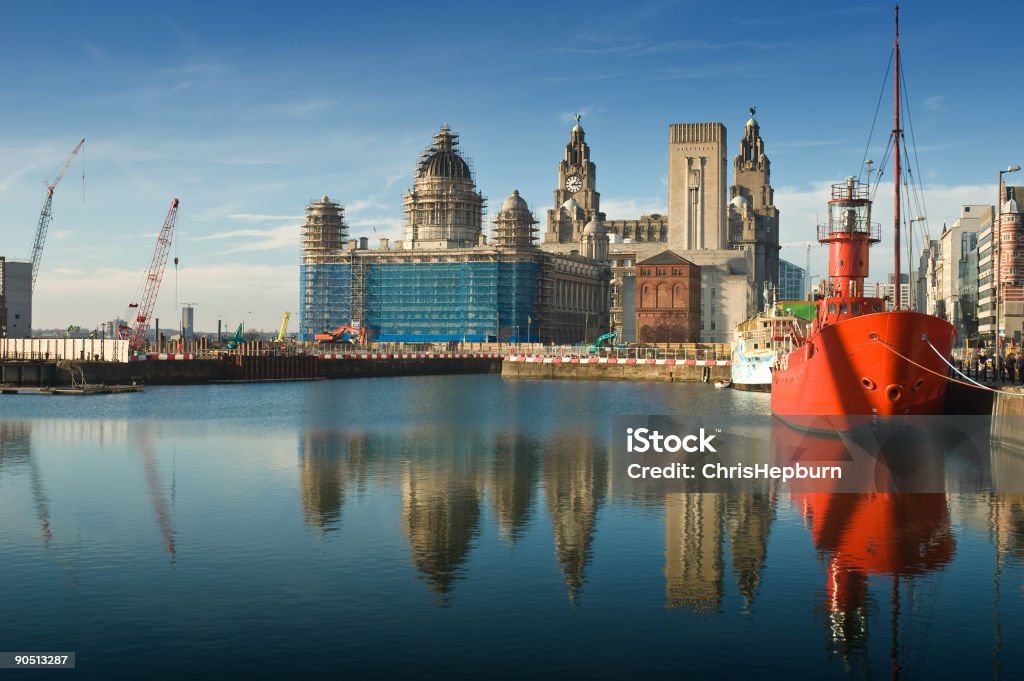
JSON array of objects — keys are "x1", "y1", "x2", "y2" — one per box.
[
  {"x1": 580, "y1": 217, "x2": 609, "y2": 262},
  {"x1": 492, "y1": 190, "x2": 537, "y2": 249},
  {"x1": 298, "y1": 128, "x2": 610, "y2": 344},
  {"x1": 404, "y1": 126, "x2": 485, "y2": 249}
]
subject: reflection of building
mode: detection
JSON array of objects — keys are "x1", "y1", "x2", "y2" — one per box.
[
  {"x1": 299, "y1": 126, "x2": 609, "y2": 343},
  {"x1": 635, "y1": 251, "x2": 701, "y2": 343},
  {"x1": 664, "y1": 493, "x2": 724, "y2": 611},
  {"x1": 0, "y1": 420, "x2": 32, "y2": 471},
  {"x1": 0, "y1": 257, "x2": 32, "y2": 339},
  {"x1": 298, "y1": 432, "x2": 370, "y2": 533},
  {"x1": 489, "y1": 433, "x2": 539, "y2": 542},
  {"x1": 543, "y1": 433, "x2": 606, "y2": 603},
  {"x1": 401, "y1": 433, "x2": 484, "y2": 599},
  {"x1": 724, "y1": 494, "x2": 775, "y2": 608}
]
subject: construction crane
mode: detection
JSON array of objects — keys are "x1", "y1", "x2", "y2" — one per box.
[
  {"x1": 30, "y1": 138, "x2": 85, "y2": 291},
  {"x1": 119, "y1": 199, "x2": 180, "y2": 352},
  {"x1": 780, "y1": 240, "x2": 818, "y2": 300},
  {"x1": 276, "y1": 311, "x2": 291, "y2": 342}
]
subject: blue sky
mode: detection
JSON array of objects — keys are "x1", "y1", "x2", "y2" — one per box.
[{"x1": 1, "y1": 0, "x2": 1020, "y2": 331}]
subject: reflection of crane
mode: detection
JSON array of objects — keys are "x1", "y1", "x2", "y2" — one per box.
[
  {"x1": 30, "y1": 138, "x2": 85, "y2": 292},
  {"x1": 136, "y1": 425, "x2": 176, "y2": 561},
  {"x1": 780, "y1": 241, "x2": 818, "y2": 299},
  {"x1": 119, "y1": 199, "x2": 180, "y2": 352},
  {"x1": 276, "y1": 311, "x2": 291, "y2": 342}
]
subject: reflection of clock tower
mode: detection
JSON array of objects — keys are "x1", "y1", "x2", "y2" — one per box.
[{"x1": 545, "y1": 114, "x2": 602, "y2": 244}]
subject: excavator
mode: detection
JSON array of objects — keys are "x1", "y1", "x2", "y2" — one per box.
[
  {"x1": 589, "y1": 329, "x2": 620, "y2": 353},
  {"x1": 314, "y1": 324, "x2": 366, "y2": 344},
  {"x1": 223, "y1": 323, "x2": 244, "y2": 350}
]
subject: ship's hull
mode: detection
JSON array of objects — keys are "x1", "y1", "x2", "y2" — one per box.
[
  {"x1": 771, "y1": 310, "x2": 955, "y2": 427},
  {"x1": 730, "y1": 340, "x2": 775, "y2": 392}
]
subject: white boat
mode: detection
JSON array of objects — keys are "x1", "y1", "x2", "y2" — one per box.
[
  {"x1": 731, "y1": 293, "x2": 811, "y2": 392},
  {"x1": 714, "y1": 379, "x2": 732, "y2": 389}
]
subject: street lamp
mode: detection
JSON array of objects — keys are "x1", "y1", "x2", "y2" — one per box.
[{"x1": 996, "y1": 165, "x2": 1021, "y2": 349}]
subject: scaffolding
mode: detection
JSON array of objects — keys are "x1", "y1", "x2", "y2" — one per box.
[
  {"x1": 299, "y1": 263, "x2": 351, "y2": 341},
  {"x1": 299, "y1": 195, "x2": 350, "y2": 341},
  {"x1": 403, "y1": 126, "x2": 486, "y2": 249},
  {"x1": 351, "y1": 253, "x2": 366, "y2": 326},
  {"x1": 363, "y1": 257, "x2": 538, "y2": 342}
]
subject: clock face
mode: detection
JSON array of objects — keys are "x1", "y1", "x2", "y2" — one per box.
[{"x1": 565, "y1": 174, "x2": 583, "y2": 193}]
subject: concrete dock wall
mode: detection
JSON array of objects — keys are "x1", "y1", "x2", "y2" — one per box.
[
  {"x1": 502, "y1": 356, "x2": 731, "y2": 382},
  {"x1": 991, "y1": 386, "x2": 1024, "y2": 451}
]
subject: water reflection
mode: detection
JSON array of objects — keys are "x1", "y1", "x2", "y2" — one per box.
[
  {"x1": 401, "y1": 430, "x2": 485, "y2": 602},
  {"x1": 773, "y1": 420, "x2": 956, "y2": 668},
  {"x1": 542, "y1": 432, "x2": 606, "y2": 603},
  {"x1": 0, "y1": 421, "x2": 52, "y2": 543},
  {"x1": 489, "y1": 433, "x2": 539, "y2": 543}
]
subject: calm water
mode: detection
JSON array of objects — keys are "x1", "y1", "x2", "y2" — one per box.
[{"x1": 1, "y1": 375, "x2": 1022, "y2": 680}]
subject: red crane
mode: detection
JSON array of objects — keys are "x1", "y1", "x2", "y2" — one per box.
[
  {"x1": 30, "y1": 138, "x2": 85, "y2": 291},
  {"x1": 120, "y1": 198, "x2": 180, "y2": 352}
]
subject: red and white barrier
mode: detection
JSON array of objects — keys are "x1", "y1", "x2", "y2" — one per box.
[{"x1": 504, "y1": 355, "x2": 730, "y2": 366}]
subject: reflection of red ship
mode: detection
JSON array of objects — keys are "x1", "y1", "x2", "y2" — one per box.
[
  {"x1": 776, "y1": 421, "x2": 956, "y2": 658},
  {"x1": 771, "y1": 8, "x2": 955, "y2": 427}
]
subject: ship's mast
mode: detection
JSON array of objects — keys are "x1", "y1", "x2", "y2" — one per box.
[{"x1": 893, "y1": 4, "x2": 902, "y2": 309}]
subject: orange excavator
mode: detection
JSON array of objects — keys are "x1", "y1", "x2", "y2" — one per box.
[{"x1": 314, "y1": 324, "x2": 366, "y2": 344}]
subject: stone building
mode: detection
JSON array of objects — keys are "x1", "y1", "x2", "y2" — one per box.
[
  {"x1": 997, "y1": 191, "x2": 1024, "y2": 343},
  {"x1": 0, "y1": 257, "x2": 32, "y2": 339},
  {"x1": 728, "y1": 111, "x2": 780, "y2": 310},
  {"x1": 540, "y1": 116, "x2": 759, "y2": 343},
  {"x1": 635, "y1": 251, "x2": 701, "y2": 343},
  {"x1": 668, "y1": 123, "x2": 728, "y2": 251},
  {"x1": 300, "y1": 127, "x2": 609, "y2": 344},
  {"x1": 545, "y1": 113, "x2": 602, "y2": 244}
]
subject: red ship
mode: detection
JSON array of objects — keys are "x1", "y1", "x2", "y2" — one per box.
[{"x1": 771, "y1": 8, "x2": 955, "y2": 429}]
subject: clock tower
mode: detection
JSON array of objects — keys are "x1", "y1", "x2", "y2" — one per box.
[{"x1": 545, "y1": 114, "x2": 601, "y2": 243}]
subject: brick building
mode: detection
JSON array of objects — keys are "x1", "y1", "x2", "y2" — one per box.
[{"x1": 636, "y1": 251, "x2": 701, "y2": 342}]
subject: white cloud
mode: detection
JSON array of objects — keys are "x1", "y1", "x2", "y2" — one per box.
[
  {"x1": 224, "y1": 212, "x2": 303, "y2": 223},
  {"x1": 924, "y1": 95, "x2": 946, "y2": 112},
  {"x1": 600, "y1": 196, "x2": 666, "y2": 219}
]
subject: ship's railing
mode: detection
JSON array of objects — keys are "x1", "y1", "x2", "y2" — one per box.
[
  {"x1": 830, "y1": 180, "x2": 871, "y2": 200},
  {"x1": 817, "y1": 221, "x2": 881, "y2": 243}
]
